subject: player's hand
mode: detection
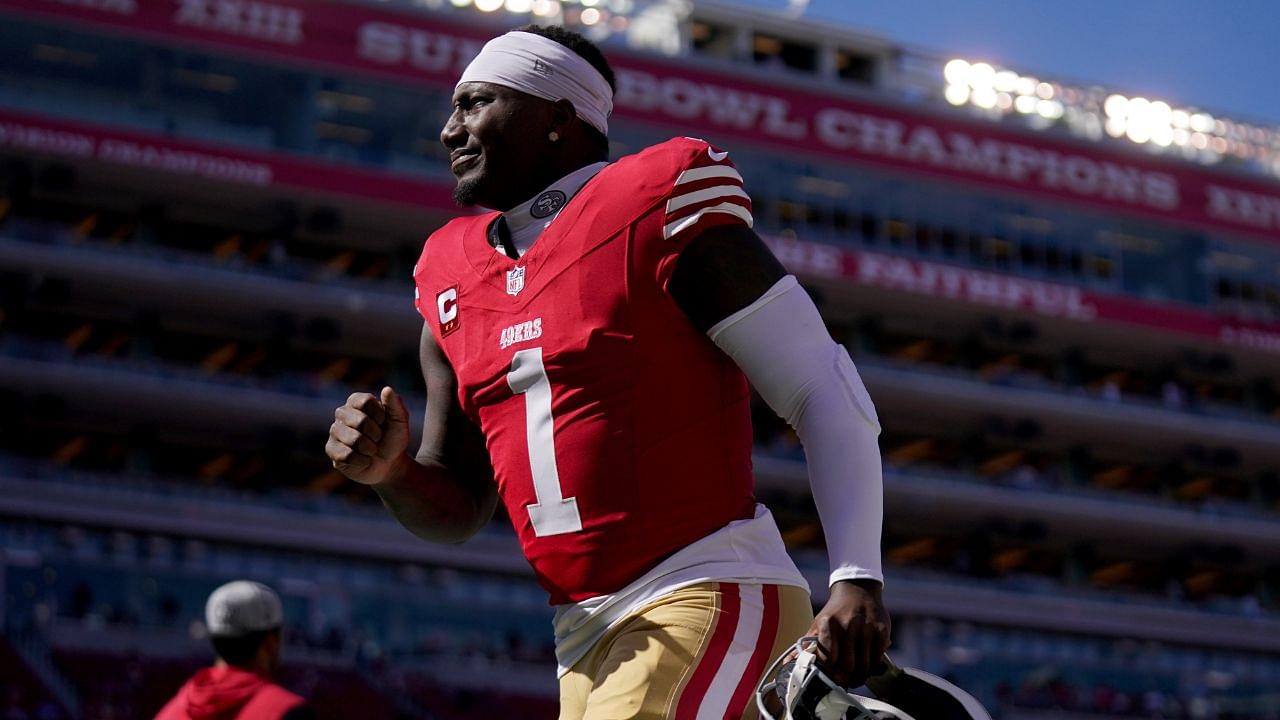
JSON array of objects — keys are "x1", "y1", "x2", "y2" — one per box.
[
  {"x1": 326, "y1": 386, "x2": 412, "y2": 486},
  {"x1": 806, "y1": 579, "x2": 891, "y2": 689}
]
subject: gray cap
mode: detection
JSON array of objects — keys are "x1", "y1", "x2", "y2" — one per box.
[{"x1": 205, "y1": 580, "x2": 284, "y2": 638}]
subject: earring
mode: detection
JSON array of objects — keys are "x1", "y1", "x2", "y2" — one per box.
[{"x1": 549, "y1": 131, "x2": 560, "y2": 142}]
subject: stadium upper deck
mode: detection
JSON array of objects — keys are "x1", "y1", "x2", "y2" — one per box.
[
  {"x1": 1, "y1": 0, "x2": 1279, "y2": 341},
  {"x1": 347, "y1": 0, "x2": 1280, "y2": 184}
]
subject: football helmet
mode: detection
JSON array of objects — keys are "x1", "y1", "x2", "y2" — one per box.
[{"x1": 756, "y1": 636, "x2": 992, "y2": 720}]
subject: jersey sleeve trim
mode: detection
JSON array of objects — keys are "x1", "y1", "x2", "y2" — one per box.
[
  {"x1": 664, "y1": 202, "x2": 754, "y2": 240},
  {"x1": 667, "y1": 185, "x2": 751, "y2": 213},
  {"x1": 662, "y1": 146, "x2": 753, "y2": 241},
  {"x1": 674, "y1": 164, "x2": 743, "y2": 186}
]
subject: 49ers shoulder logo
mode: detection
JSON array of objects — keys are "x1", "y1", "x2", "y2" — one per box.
[{"x1": 436, "y1": 286, "x2": 460, "y2": 337}]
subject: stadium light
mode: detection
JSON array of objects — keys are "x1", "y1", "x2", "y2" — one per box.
[
  {"x1": 1103, "y1": 94, "x2": 1127, "y2": 117},
  {"x1": 1036, "y1": 99, "x2": 1063, "y2": 119},
  {"x1": 971, "y1": 86, "x2": 997, "y2": 109},
  {"x1": 943, "y1": 59, "x2": 969, "y2": 86},
  {"x1": 994, "y1": 70, "x2": 1017, "y2": 93},
  {"x1": 942, "y1": 57, "x2": 1280, "y2": 176},
  {"x1": 439, "y1": 0, "x2": 676, "y2": 48},
  {"x1": 944, "y1": 84, "x2": 969, "y2": 106},
  {"x1": 969, "y1": 62, "x2": 996, "y2": 89}
]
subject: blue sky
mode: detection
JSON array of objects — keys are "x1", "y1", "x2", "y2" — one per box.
[{"x1": 726, "y1": 0, "x2": 1280, "y2": 124}]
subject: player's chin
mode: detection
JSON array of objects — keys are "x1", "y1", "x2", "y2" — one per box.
[{"x1": 452, "y1": 173, "x2": 486, "y2": 207}]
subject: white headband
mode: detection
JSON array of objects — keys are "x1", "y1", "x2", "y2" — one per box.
[{"x1": 458, "y1": 31, "x2": 613, "y2": 135}]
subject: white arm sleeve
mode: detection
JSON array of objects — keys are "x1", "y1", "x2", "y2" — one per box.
[{"x1": 708, "y1": 275, "x2": 884, "y2": 586}]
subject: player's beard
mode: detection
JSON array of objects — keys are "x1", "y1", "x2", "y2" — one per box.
[{"x1": 453, "y1": 176, "x2": 482, "y2": 207}]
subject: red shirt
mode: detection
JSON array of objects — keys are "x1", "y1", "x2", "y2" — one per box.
[
  {"x1": 154, "y1": 666, "x2": 307, "y2": 720},
  {"x1": 414, "y1": 137, "x2": 758, "y2": 604}
]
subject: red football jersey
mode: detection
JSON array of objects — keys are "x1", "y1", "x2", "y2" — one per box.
[{"x1": 413, "y1": 138, "x2": 757, "y2": 604}]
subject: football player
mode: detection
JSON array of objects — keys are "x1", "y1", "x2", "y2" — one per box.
[{"x1": 326, "y1": 25, "x2": 888, "y2": 719}]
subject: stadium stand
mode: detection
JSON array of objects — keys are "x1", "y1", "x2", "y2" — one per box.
[{"x1": 1, "y1": 0, "x2": 1279, "y2": 717}]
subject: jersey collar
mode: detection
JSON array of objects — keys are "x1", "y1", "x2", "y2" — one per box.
[
  {"x1": 500, "y1": 161, "x2": 609, "y2": 256},
  {"x1": 462, "y1": 160, "x2": 620, "y2": 301}
]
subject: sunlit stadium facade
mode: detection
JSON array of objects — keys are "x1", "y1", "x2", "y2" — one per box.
[{"x1": 1, "y1": 1, "x2": 1279, "y2": 717}]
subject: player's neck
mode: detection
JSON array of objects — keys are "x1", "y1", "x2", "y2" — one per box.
[
  {"x1": 498, "y1": 160, "x2": 608, "y2": 256},
  {"x1": 499, "y1": 152, "x2": 603, "y2": 212},
  {"x1": 214, "y1": 655, "x2": 273, "y2": 677}
]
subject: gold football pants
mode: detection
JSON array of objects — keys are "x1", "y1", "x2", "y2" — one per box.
[{"x1": 559, "y1": 582, "x2": 814, "y2": 720}]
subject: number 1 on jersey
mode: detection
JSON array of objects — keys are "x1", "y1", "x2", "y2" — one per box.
[{"x1": 507, "y1": 347, "x2": 582, "y2": 537}]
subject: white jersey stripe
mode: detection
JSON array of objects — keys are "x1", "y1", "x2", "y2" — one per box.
[
  {"x1": 674, "y1": 165, "x2": 743, "y2": 186},
  {"x1": 667, "y1": 185, "x2": 750, "y2": 213},
  {"x1": 695, "y1": 584, "x2": 765, "y2": 720},
  {"x1": 663, "y1": 202, "x2": 754, "y2": 240}
]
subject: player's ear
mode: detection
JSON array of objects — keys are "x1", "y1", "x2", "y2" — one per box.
[{"x1": 548, "y1": 98, "x2": 577, "y2": 142}]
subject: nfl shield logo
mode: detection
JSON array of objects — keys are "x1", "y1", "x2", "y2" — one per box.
[{"x1": 506, "y1": 266, "x2": 526, "y2": 296}]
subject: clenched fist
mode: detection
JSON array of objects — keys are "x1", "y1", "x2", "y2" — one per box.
[
  {"x1": 326, "y1": 386, "x2": 411, "y2": 486},
  {"x1": 806, "y1": 580, "x2": 891, "y2": 689}
]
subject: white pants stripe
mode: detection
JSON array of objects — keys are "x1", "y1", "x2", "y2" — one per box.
[{"x1": 696, "y1": 584, "x2": 765, "y2": 720}]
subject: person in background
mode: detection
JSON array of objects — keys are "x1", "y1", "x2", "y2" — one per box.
[{"x1": 155, "y1": 581, "x2": 314, "y2": 720}]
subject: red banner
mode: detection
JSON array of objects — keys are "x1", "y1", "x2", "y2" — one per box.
[
  {"x1": 0, "y1": 107, "x2": 455, "y2": 210},
  {"x1": 3, "y1": 0, "x2": 1280, "y2": 244},
  {"x1": 764, "y1": 235, "x2": 1280, "y2": 355}
]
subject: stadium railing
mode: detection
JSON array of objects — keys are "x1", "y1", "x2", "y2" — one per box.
[
  {"x1": 4, "y1": 473, "x2": 1279, "y2": 648},
  {"x1": 6, "y1": 219, "x2": 1277, "y2": 428},
  {"x1": 8, "y1": 554, "x2": 1278, "y2": 717},
  {"x1": 5, "y1": 318, "x2": 1277, "y2": 466},
  {"x1": 5, "y1": 212, "x2": 1277, "y2": 424},
  {"x1": 6, "y1": 431, "x2": 1280, "y2": 568}
]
